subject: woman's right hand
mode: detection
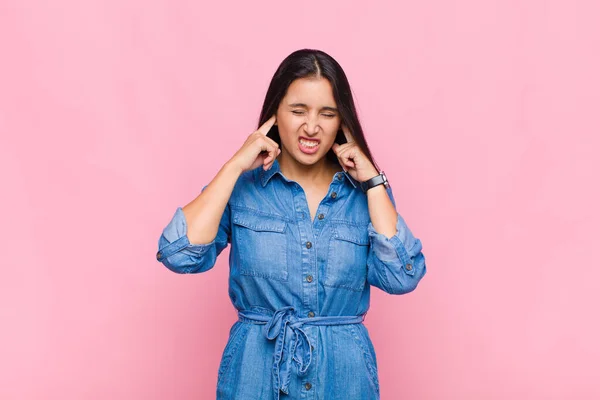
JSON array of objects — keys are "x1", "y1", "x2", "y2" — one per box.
[{"x1": 228, "y1": 115, "x2": 281, "y2": 173}]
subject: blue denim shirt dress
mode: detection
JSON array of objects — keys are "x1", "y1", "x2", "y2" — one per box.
[{"x1": 156, "y1": 158, "x2": 427, "y2": 399}]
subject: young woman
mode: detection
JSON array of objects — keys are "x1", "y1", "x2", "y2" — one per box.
[{"x1": 156, "y1": 49, "x2": 427, "y2": 400}]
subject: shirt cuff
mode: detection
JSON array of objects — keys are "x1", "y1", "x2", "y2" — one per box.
[
  {"x1": 367, "y1": 213, "x2": 421, "y2": 276},
  {"x1": 156, "y1": 207, "x2": 216, "y2": 262}
]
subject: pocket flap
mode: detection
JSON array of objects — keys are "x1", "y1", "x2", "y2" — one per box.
[
  {"x1": 232, "y1": 210, "x2": 287, "y2": 233},
  {"x1": 333, "y1": 223, "x2": 369, "y2": 245}
]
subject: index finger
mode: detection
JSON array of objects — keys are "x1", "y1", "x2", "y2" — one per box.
[
  {"x1": 257, "y1": 115, "x2": 277, "y2": 136},
  {"x1": 341, "y1": 123, "x2": 355, "y2": 143}
]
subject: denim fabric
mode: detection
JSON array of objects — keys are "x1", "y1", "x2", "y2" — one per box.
[{"x1": 156, "y1": 158, "x2": 427, "y2": 399}]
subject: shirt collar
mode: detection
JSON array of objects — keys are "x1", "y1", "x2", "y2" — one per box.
[{"x1": 259, "y1": 158, "x2": 359, "y2": 189}]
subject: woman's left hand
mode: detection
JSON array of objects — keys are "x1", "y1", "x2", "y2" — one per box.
[{"x1": 331, "y1": 123, "x2": 380, "y2": 182}]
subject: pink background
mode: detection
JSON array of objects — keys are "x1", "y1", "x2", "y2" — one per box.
[{"x1": 1, "y1": 0, "x2": 599, "y2": 399}]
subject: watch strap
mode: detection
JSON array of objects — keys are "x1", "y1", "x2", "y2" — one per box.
[{"x1": 360, "y1": 171, "x2": 388, "y2": 193}]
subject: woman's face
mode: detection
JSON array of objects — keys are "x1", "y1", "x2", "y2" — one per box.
[{"x1": 275, "y1": 77, "x2": 341, "y2": 166}]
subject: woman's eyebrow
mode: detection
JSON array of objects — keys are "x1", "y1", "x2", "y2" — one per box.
[{"x1": 287, "y1": 103, "x2": 338, "y2": 112}]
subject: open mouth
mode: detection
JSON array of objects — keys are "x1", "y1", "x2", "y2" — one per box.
[{"x1": 298, "y1": 137, "x2": 320, "y2": 154}]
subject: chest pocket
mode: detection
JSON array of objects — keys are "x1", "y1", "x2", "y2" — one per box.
[
  {"x1": 325, "y1": 222, "x2": 370, "y2": 292},
  {"x1": 232, "y1": 209, "x2": 289, "y2": 282}
]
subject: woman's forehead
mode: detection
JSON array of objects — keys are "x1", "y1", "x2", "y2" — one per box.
[{"x1": 283, "y1": 77, "x2": 336, "y2": 107}]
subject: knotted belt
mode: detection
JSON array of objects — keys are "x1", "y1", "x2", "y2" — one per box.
[{"x1": 238, "y1": 306, "x2": 365, "y2": 399}]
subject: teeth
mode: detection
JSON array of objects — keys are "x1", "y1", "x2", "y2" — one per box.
[{"x1": 300, "y1": 139, "x2": 319, "y2": 147}]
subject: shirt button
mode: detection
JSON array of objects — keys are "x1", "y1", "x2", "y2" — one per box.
[
  {"x1": 304, "y1": 382, "x2": 312, "y2": 390},
  {"x1": 331, "y1": 192, "x2": 337, "y2": 199},
  {"x1": 406, "y1": 263, "x2": 413, "y2": 271},
  {"x1": 337, "y1": 174, "x2": 343, "y2": 180},
  {"x1": 310, "y1": 344, "x2": 314, "y2": 351},
  {"x1": 306, "y1": 275, "x2": 313, "y2": 282},
  {"x1": 156, "y1": 252, "x2": 161, "y2": 259},
  {"x1": 306, "y1": 241, "x2": 312, "y2": 249},
  {"x1": 318, "y1": 213, "x2": 324, "y2": 220},
  {"x1": 307, "y1": 311, "x2": 315, "y2": 318}
]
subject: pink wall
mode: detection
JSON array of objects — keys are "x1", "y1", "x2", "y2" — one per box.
[{"x1": 1, "y1": 0, "x2": 598, "y2": 398}]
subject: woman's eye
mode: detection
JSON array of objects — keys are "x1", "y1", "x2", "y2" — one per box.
[{"x1": 292, "y1": 111, "x2": 336, "y2": 118}]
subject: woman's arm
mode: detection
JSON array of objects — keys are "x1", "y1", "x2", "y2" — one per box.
[
  {"x1": 182, "y1": 161, "x2": 242, "y2": 245},
  {"x1": 366, "y1": 184, "x2": 427, "y2": 294},
  {"x1": 156, "y1": 115, "x2": 280, "y2": 273},
  {"x1": 156, "y1": 161, "x2": 241, "y2": 274},
  {"x1": 366, "y1": 180, "x2": 398, "y2": 239}
]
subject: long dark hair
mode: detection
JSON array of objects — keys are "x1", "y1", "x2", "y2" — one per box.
[{"x1": 258, "y1": 49, "x2": 380, "y2": 172}]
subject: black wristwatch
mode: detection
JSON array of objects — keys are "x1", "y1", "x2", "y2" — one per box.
[{"x1": 360, "y1": 171, "x2": 388, "y2": 193}]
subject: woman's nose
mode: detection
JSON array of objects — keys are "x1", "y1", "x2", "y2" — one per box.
[{"x1": 304, "y1": 115, "x2": 320, "y2": 134}]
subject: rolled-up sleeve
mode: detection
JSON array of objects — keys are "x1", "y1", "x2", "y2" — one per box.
[
  {"x1": 366, "y1": 184, "x2": 427, "y2": 294},
  {"x1": 156, "y1": 185, "x2": 231, "y2": 274}
]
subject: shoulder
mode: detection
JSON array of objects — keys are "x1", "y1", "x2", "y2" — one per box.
[
  {"x1": 228, "y1": 166, "x2": 264, "y2": 207},
  {"x1": 238, "y1": 166, "x2": 263, "y2": 189}
]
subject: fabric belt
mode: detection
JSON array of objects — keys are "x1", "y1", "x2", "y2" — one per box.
[{"x1": 238, "y1": 306, "x2": 365, "y2": 399}]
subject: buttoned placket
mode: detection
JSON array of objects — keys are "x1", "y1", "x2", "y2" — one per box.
[
  {"x1": 258, "y1": 161, "x2": 361, "y2": 397},
  {"x1": 283, "y1": 171, "x2": 347, "y2": 395}
]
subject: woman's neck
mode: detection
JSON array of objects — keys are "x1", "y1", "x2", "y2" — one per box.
[{"x1": 278, "y1": 153, "x2": 342, "y2": 186}]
